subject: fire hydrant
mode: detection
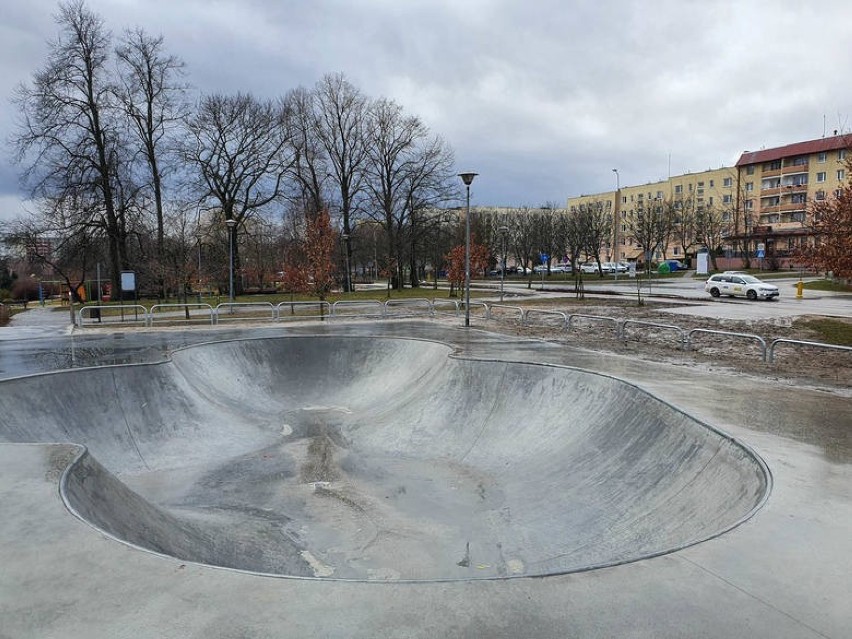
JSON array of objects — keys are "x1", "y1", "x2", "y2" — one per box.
[{"x1": 796, "y1": 280, "x2": 804, "y2": 299}]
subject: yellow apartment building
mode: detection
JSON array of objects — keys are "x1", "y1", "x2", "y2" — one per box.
[
  {"x1": 567, "y1": 133, "x2": 851, "y2": 268},
  {"x1": 568, "y1": 166, "x2": 735, "y2": 264},
  {"x1": 733, "y1": 133, "x2": 849, "y2": 264}
]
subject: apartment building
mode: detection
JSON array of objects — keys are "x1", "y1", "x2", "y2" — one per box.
[
  {"x1": 568, "y1": 166, "x2": 735, "y2": 264},
  {"x1": 733, "y1": 134, "x2": 849, "y2": 261},
  {"x1": 567, "y1": 133, "x2": 851, "y2": 268}
]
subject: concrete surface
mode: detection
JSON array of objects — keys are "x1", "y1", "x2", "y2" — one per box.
[
  {"x1": 0, "y1": 320, "x2": 849, "y2": 638},
  {"x1": 0, "y1": 336, "x2": 768, "y2": 582}
]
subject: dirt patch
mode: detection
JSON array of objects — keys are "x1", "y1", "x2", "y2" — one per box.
[{"x1": 481, "y1": 301, "x2": 852, "y2": 391}]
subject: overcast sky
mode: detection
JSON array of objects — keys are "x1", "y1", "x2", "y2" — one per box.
[{"x1": 2, "y1": 0, "x2": 852, "y2": 224}]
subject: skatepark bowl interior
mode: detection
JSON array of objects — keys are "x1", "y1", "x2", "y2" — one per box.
[{"x1": 0, "y1": 336, "x2": 769, "y2": 582}]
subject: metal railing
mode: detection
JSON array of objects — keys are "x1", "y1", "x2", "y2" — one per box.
[
  {"x1": 384, "y1": 298, "x2": 434, "y2": 318},
  {"x1": 620, "y1": 320, "x2": 685, "y2": 348},
  {"x1": 275, "y1": 301, "x2": 331, "y2": 321},
  {"x1": 331, "y1": 300, "x2": 385, "y2": 319},
  {"x1": 567, "y1": 313, "x2": 620, "y2": 333},
  {"x1": 486, "y1": 304, "x2": 525, "y2": 323},
  {"x1": 768, "y1": 338, "x2": 852, "y2": 363},
  {"x1": 523, "y1": 308, "x2": 568, "y2": 329},
  {"x1": 71, "y1": 298, "x2": 850, "y2": 371},
  {"x1": 215, "y1": 302, "x2": 275, "y2": 323},
  {"x1": 687, "y1": 328, "x2": 767, "y2": 361},
  {"x1": 78, "y1": 304, "x2": 148, "y2": 326},
  {"x1": 150, "y1": 303, "x2": 215, "y2": 326}
]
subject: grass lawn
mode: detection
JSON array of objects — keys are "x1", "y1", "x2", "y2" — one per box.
[{"x1": 794, "y1": 317, "x2": 852, "y2": 346}]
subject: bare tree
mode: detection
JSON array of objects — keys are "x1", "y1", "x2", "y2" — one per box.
[
  {"x1": 115, "y1": 26, "x2": 187, "y2": 295},
  {"x1": 314, "y1": 73, "x2": 370, "y2": 291},
  {"x1": 695, "y1": 202, "x2": 730, "y2": 272},
  {"x1": 184, "y1": 93, "x2": 293, "y2": 294},
  {"x1": 12, "y1": 0, "x2": 128, "y2": 295},
  {"x1": 627, "y1": 197, "x2": 663, "y2": 275},
  {"x1": 672, "y1": 191, "x2": 698, "y2": 264},
  {"x1": 363, "y1": 98, "x2": 456, "y2": 289},
  {"x1": 285, "y1": 86, "x2": 332, "y2": 217},
  {"x1": 577, "y1": 200, "x2": 612, "y2": 274}
]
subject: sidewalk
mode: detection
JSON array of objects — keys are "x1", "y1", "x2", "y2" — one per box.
[{"x1": 0, "y1": 304, "x2": 74, "y2": 341}]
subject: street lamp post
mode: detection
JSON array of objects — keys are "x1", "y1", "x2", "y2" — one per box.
[
  {"x1": 341, "y1": 233, "x2": 351, "y2": 295},
  {"x1": 226, "y1": 218, "x2": 237, "y2": 305},
  {"x1": 612, "y1": 168, "x2": 620, "y2": 281},
  {"x1": 458, "y1": 172, "x2": 478, "y2": 327},
  {"x1": 498, "y1": 225, "x2": 509, "y2": 303}
]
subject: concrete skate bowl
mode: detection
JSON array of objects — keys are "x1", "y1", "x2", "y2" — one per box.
[{"x1": 0, "y1": 336, "x2": 770, "y2": 582}]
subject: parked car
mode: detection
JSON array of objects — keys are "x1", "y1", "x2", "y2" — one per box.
[
  {"x1": 704, "y1": 274, "x2": 780, "y2": 300},
  {"x1": 579, "y1": 262, "x2": 599, "y2": 274},
  {"x1": 601, "y1": 262, "x2": 628, "y2": 273}
]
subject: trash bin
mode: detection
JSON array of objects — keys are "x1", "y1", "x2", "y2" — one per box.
[{"x1": 90, "y1": 307, "x2": 101, "y2": 322}]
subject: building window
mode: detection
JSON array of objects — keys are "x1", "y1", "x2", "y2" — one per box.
[
  {"x1": 722, "y1": 212, "x2": 731, "y2": 221},
  {"x1": 656, "y1": 190, "x2": 663, "y2": 199},
  {"x1": 839, "y1": 150, "x2": 847, "y2": 160},
  {"x1": 746, "y1": 166, "x2": 755, "y2": 175},
  {"x1": 817, "y1": 172, "x2": 827, "y2": 182},
  {"x1": 745, "y1": 182, "x2": 754, "y2": 191},
  {"x1": 709, "y1": 179, "x2": 715, "y2": 187},
  {"x1": 709, "y1": 196, "x2": 714, "y2": 205},
  {"x1": 723, "y1": 177, "x2": 733, "y2": 187},
  {"x1": 818, "y1": 152, "x2": 827, "y2": 163},
  {"x1": 673, "y1": 248, "x2": 680, "y2": 256},
  {"x1": 838, "y1": 169, "x2": 846, "y2": 181},
  {"x1": 815, "y1": 190, "x2": 825, "y2": 200},
  {"x1": 621, "y1": 223, "x2": 626, "y2": 232},
  {"x1": 697, "y1": 182, "x2": 704, "y2": 188},
  {"x1": 835, "y1": 189, "x2": 843, "y2": 198},
  {"x1": 792, "y1": 156, "x2": 807, "y2": 166},
  {"x1": 688, "y1": 184, "x2": 693, "y2": 191},
  {"x1": 746, "y1": 199, "x2": 754, "y2": 209},
  {"x1": 622, "y1": 196, "x2": 627, "y2": 204},
  {"x1": 723, "y1": 194, "x2": 732, "y2": 204},
  {"x1": 675, "y1": 185, "x2": 683, "y2": 194}
]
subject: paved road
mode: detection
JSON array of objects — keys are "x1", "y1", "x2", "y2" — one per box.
[{"x1": 492, "y1": 275, "x2": 852, "y2": 319}]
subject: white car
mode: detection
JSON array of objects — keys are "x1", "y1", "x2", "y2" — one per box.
[
  {"x1": 704, "y1": 274, "x2": 780, "y2": 300},
  {"x1": 601, "y1": 262, "x2": 628, "y2": 273},
  {"x1": 579, "y1": 262, "x2": 599, "y2": 274}
]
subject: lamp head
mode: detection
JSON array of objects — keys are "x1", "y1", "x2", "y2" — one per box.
[
  {"x1": 225, "y1": 219, "x2": 237, "y2": 229},
  {"x1": 458, "y1": 172, "x2": 478, "y2": 186}
]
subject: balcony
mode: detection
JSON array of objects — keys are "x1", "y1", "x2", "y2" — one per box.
[
  {"x1": 760, "y1": 203, "x2": 807, "y2": 214},
  {"x1": 761, "y1": 162, "x2": 809, "y2": 178}
]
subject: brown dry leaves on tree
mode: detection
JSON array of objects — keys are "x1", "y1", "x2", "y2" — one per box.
[
  {"x1": 304, "y1": 209, "x2": 338, "y2": 300},
  {"x1": 801, "y1": 159, "x2": 852, "y2": 279},
  {"x1": 446, "y1": 240, "x2": 490, "y2": 296}
]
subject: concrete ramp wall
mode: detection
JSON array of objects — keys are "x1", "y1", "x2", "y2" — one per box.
[{"x1": 0, "y1": 336, "x2": 769, "y2": 581}]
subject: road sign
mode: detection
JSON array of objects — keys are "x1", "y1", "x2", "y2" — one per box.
[
  {"x1": 756, "y1": 249, "x2": 765, "y2": 258},
  {"x1": 539, "y1": 253, "x2": 549, "y2": 264}
]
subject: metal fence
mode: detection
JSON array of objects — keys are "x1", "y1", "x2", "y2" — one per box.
[{"x1": 74, "y1": 298, "x2": 849, "y2": 368}]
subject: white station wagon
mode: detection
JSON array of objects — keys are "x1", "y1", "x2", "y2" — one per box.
[{"x1": 704, "y1": 273, "x2": 780, "y2": 301}]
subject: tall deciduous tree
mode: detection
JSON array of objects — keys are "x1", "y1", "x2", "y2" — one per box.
[
  {"x1": 694, "y1": 202, "x2": 730, "y2": 272},
  {"x1": 314, "y1": 73, "x2": 370, "y2": 292},
  {"x1": 12, "y1": 0, "x2": 128, "y2": 295},
  {"x1": 184, "y1": 93, "x2": 293, "y2": 294},
  {"x1": 115, "y1": 26, "x2": 187, "y2": 295}
]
